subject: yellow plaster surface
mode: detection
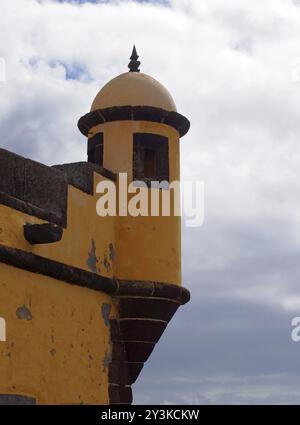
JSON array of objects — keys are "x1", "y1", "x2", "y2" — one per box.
[{"x1": 0, "y1": 262, "x2": 115, "y2": 404}]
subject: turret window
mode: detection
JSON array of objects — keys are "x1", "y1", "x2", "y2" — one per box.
[
  {"x1": 133, "y1": 133, "x2": 169, "y2": 185},
  {"x1": 88, "y1": 133, "x2": 103, "y2": 166},
  {"x1": 144, "y1": 148, "x2": 156, "y2": 178}
]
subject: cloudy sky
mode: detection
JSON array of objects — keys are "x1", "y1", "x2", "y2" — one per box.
[{"x1": 1, "y1": 0, "x2": 300, "y2": 404}]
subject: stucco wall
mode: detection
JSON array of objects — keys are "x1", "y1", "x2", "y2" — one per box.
[
  {"x1": 89, "y1": 120, "x2": 182, "y2": 285},
  {"x1": 0, "y1": 262, "x2": 115, "y2": 404}
]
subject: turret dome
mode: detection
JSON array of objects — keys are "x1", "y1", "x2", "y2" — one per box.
[{"x1": 91, "y1": 71, "x2": 177, "y2": 112}]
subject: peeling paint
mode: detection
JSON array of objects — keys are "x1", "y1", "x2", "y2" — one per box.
[
  {"x1": 0, "y1": 395, "x2": 36, "y2": 405},
  {"x1": 109, "y1": 243, "x2": 116, "y2": 264},
  {"x1": 102, "y1": 351, "x2": 111, "y2": 372},
  {"x1": 103, "y1": 252, "x2": 111, "y2": 273},
  {"x1": 101, "y1": 303, "x2": 111, "y2": 327},
  {"x1": 16, "y1": 305, "x2": 32, "y2": 321},
  {"x1": 86, "y1": 239, "x2": 98, "y2": 273}
]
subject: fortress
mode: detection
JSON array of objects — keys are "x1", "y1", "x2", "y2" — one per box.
[{"x1": 0, "y1": 47, "x2": 190, "y2": 405}]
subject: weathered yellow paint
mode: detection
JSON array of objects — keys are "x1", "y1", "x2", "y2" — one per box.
[
  {"x1": 0, "y1": 173, "x2": 117, "y2": 403},
  {"x1": 0, "y1": 173, "x2": 116, "y2": 278},
  {"x1": 91, "y1": 72, "x2": 177, "y2": 112},
  {"x1": 0, "y1": 66, "x2": 185, "y2": 404},
  {"x1": 89, "y1": 120, "x2": 182, "y2": 285},
  {"x1": 0, "y1": 262, "x2": 116, "y2": 404}
]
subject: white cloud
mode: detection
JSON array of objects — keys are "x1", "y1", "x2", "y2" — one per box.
[{"x1": 1, "y1": 0, "x2": 300, "y2": 404}]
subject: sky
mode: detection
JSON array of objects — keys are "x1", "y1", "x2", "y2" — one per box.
[{"x1": 1, "y1": 0, "x2": 300, "y2": 404}]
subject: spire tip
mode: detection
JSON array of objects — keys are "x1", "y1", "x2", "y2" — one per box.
[{"x1": 128, "y1": 45, "x2": 140, "y2": 72}]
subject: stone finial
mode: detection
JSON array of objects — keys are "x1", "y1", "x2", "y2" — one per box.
[{"x1": 128, "y1": 45, "x2": 140, "y2": 72}]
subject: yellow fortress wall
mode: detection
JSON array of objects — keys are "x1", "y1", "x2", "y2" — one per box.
[
  {"x1": 0, "y1": 47, "x2": 190, "y2": 405},
  {"x1": 0, "y1": 263, "x2": 113, "y2": 405}
]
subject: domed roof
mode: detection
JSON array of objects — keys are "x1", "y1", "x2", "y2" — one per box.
[
  {"x1": 78, "y1": 47, "x2": 190, "y2": 138},
  {"x1": 90, "y1": 71, "x2": 177, "y2": 112}
]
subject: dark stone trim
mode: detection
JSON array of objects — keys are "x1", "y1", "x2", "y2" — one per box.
[
  {"x1": 108, "y1": 291, "x2": 189, "y2": 404},
  {"x1": 110, "y1": 318, "x2": 168, "y2": 344},
  {"x1": 115, "y1": 280, "x2": 190, "y2": 305},
  {"x1": 53, "y1": 161, "x2": 117, "y2": 195},
  {"x1": 78, "y1": 106, "x2": 190, "y2": 138},
  {"x1": 0, "y1": 244, "x2": 116, "y2": 294},
  {"x1": 118, "y1": 319, "x2": 168, "y2": 343},
  {"x1": 124, "y1": 341, "x2": 155, "y2": 363},
  {"x1": 0, "y1": 148, "x2": 68, "y2": 227},
  {"x1": 108, "y1": 384, "x2": 132, "y2": 405},
  {"x1": 109, "y1": 361, "x2": 144, "y2": 386},
  {"x1": 119, "y1": 298, "x2": 179, "y2": 321},
  {"x1": 24, "y1": 223, "x2": 63, "y2": 245},
  {"x1": 0, "y1": 191, "x2": 66, "y2": 228},
  {"x1": 111, "y1": 341, "x2": 127, "y2": 362},
  {"x1": 0, "y1": 149, "x2": 116, "y2": 228},
  {"x1": 0, "y1": 243, "x2": 190, "y2": 305}
]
